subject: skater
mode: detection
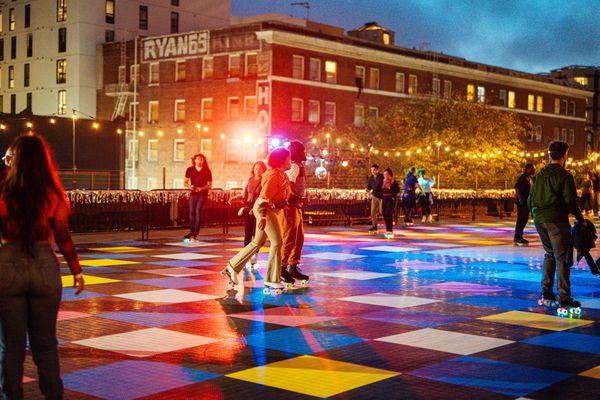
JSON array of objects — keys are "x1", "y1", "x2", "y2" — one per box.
[
  {"x1": 221, "y1": 147, "x2": 291, "y2": 293},
  {"x1": 417, "y1": 169, "x2": 435, "y2": 223},
  {"x1": 0, "y1": 145, "x2": 11, "y2": 396},
  {"x1": 581, "y1": 172, "x2": 594, "y2": 216},
  {"x1": 381, "y1": 168, "x2": 400, "y2": 239},
  {"x1": 402, "y1": 166, "x2": 422, "y2": 226},
  {"x1": 366, "y1": 164, "x2": 384, "y2": 233},
  {"x1": 281, "y1": 141, "x2": 309, "y2": 286},
  {"x1": 591, "y1": 172, "x2": 600, "y2": 215},
  {"x1": 184, "y1": 153, "x2": 212, "y2": 242},
  {"x1": 0, "y1": 135, "x2": 84, "y2": 399},
  {"x1": 514, "y1": 163, "x2": 535, "y2": 246},
  {"x1": 528, "y1": 141, "x2": 586, "y2": 314}
]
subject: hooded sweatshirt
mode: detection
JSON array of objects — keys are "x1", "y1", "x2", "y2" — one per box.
[{"x1": 527, "y1": 163, "x2": 584, "y2": 224}]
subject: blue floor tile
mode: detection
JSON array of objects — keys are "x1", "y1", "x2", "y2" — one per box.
[
  {"x1": 243, "y1": 327, "x2": 364, "y2": 354},
  {"x1": 524, "y1": 332, "x2": 600, "y2": 355},
  {"x1": 449, "y1": 295, "x2": 535, "y2": 310}
]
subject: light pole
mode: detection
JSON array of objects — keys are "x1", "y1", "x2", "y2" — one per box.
[
  {"x1": 195, "y1": 123, "x2": 209, "y2": 153},
  {"x1": 72, "y1": 110, "x2": 78, "y2": 187}
]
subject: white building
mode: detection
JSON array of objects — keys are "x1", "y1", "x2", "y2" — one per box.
[{"x1": 0, "y1": 0, "x2": 230, "y2": 118}]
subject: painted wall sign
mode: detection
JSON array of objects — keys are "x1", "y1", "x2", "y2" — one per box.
[
  {"x1": 142, "y1": 31, "x2": 209, "y2": 62},
  {"x1": 256, "y1": 80, "x2": 270, "y2": 136}
]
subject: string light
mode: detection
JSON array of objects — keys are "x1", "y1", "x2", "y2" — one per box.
[
  {"x1": 116, "y1": 128, "x2": 123, "y2": 134},
  {"x1": 311, "y1": 138, "x2": 318, "y2": 144},
  {"x1": 49, "y1": 118, "x2": 56, "y2": 124}
]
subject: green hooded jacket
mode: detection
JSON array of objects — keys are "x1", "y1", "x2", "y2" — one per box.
[{"x1": 527, "y1": 163, "x2": 583, "y2": 224}]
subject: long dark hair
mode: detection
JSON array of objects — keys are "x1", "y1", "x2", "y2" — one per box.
[
  {"x1": 1, "y1": 135, "x2": 66, "y2": 255},
  {"x1": 190, "y1": 153, "x2": 210, "y2": 170},
  {"x1": 288, "y1": 141, "x2": 307, "y2": 163},
  {"x1": 250, "y1": 160, "x2": 267, "y2": 178}
]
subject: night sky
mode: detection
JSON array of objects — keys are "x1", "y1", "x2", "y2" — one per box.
[{"x1": 232, "y1": 0, "x2": 599, "y2": 73}]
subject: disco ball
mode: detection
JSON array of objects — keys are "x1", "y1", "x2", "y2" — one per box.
[{"x1": 315, "y1": 166, "x2": 327, "y2": 180}]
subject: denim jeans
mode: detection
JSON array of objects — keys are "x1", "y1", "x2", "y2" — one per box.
[
  {"x1": 0, "y1": 242, "x2": 63, "y2": 400},
  {"x1": 382, "y1": 197, "x2": 396, "y2": 232},
  {"x1": 188, "y1": 195, "x2": 207, "y2": 237},
  {"x1": 535, "y1": 222, "x2": 572, "y2": 302}
]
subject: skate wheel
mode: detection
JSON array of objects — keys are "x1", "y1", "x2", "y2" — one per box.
[
  {"x1": 262, "y1": 288, "x2": 270, "y2": 295},
  {"x1": 301, "y1": 280, "x2": 308, "y2": 286},
  {"x1": 286, "y1": 283, "x2": 294, "y2": 289},
  {"x1": 275, "y1": 289, "x2": 283, "y2": 295},
  {"x1": 183, "y1": 238, "x2": 190, "y2": 244},
  {"x1": 537, "y1": 299, "x2": 543, "y2": 306}
]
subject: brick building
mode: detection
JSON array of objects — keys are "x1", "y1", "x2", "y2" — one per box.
[{"x1": 96, "y1": 16, "x2": 592, "y2": 190}]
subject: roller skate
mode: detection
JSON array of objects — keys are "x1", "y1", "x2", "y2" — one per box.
[
  {"x1": 281, "y1": 266, "x2": 296, "y2": 289},
  {"x1": 384, "y1": 231, "x2": 394, "y2": 241},
  {"x1": 183, "y1": 233, "x2": 193, "y2": 244},
  {"x1": 537, "y1": 292, "x2": 558, "y2": 308},
  {"x1": 513, "y1": 238, "x2": 529, "y2": 247},
  {"x1": 289, "y1": 265, "x2": 309, "y2": 287},
  {"x1": 557, "y1": 298, "x2": 582, "y2": 318},
  {"x1": 368, "y1": 226, "x2": 378, "y2": 235},
  {"x1": 403, "y1": 220, "x2": 414, "y2": 227},
  {"x1": 263, "y1": 281, "x2": 285, "y2": 295},
  {"x1": 246, "y1": 254, "x2": 259, "y2": 271},
  {"x1": 220, "y1": 265, "x2": 238, "y2": 288}
]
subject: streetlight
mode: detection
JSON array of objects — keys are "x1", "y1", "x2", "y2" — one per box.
[
  {"x1": 71, "y1": 109, "x2": 100, "y2": 188},
  {"x1": 195, "y1": 123, "x2": 202, "y2": 151}
]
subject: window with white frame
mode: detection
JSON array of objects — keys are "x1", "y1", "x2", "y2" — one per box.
[
  {"x1": 291, "y1": 98, "x2": 303, "y2": 122},
  {"x1": 129, "y1": 102, "x2": 138, "y2": 122},
  {"x1": 499, "y1": 89, "x2": 507, "y2": 107},
  {"x1": 173, "y1": 139, "x2": 185, "y2": 161},
  {"x1": 443, "y1": 80, "x2": 452, "y2": 99},
  {"x1": 569, "y1": 129, "x2": 575, "y2": 145},
  {"x1": 200, "y1": 139, "x2": 212, "y2": 161},
  {"x1": 175, "y1": 60, "x2": 186, "y2": 82},
  {"x1": 324, "y1": 102, "x2": 336, "y2": 125},
  {"x1": 408, "y1": 75, "x2": 417, "y2": 94},
  {"x1": 325, "y1": 61, "x2": 337, "y2": 83},
  {"x1": 130, "y1": 64, "x2": 139, "y2": 84},
  {"x1": 148, "y1": 100, "x2": 159, "y2": 123},
  {"x1": 202, "y1": 57, "x2": 213, "y2": 79},
  {"x1": 118, "y1": 65, "x2": 126, "y2": 84},
  {"x1": 58, "y1": 90, "x2": 67, "y2": 115},
  {"x1": 354, "y1": 104, "x2": 364, "y2": 127},
  {"x1": 226, "y1": 181, "x2": 240, "y2": 190},
  {"x1": 535, "y1": 125, "x2": 542, "y2": 143},
  {"x1": 368, "y1": 106, "x2": 379, "y2": 119},
  {"x1": 477, "y1": 86, "x2": 485, "y2": 102},
  {"x1": 8, "y1": 65, "x2": 14, "y2": 88},
  {"x1": 309, "y1": 58, "x2": 321, "y2": 81},
  {"x1": 174, "y1": 99, "x2": 185, "y2": 122},
  {"x1": 246, "y1": 53, "x2": 258, "y2": 77},
  {"x1": 526, "y1": 130, "x2": 534, "y2": 142},
  {"x1": 369, "y1": 68, "x2": 380, "y2": 90},
  {"x1": 56, "y1": 59, "x2": 67, "y2": 84},
  {"x1": 244, "y1": 96, "x2": 257, "y2": 121},
  {"x1": 173, "y1": 178, "x2": 184, "y2": 189},
  {"x1": 355, "y1": 66, "x2": 365, "y2": 87},
  {"x1": 561, "y1": 100, "x2": 568, "y2": 115},
  {"x1": 508, "y1": 91, "x2": 516, "y2": 108},
  {"x1": 554, "y1": 98, "x2": 561, "y2": 114},
  {"x1": 293, "y1": 55, "x2": 304, "y2": 79},
  {"x1": 147, "y1": 139, "x2": 158, "y2": 162},
  {"x1": 127, "y1": 139, "x2": 139, "y2": 162},
  {"x1": 229, "y1": 54, "x2": 241, "y2": 78},
  {"x1": 226, "y1": 139, "x2": 257, "y2": 163},
  {"x1": 432, "y1": 78, "x2": 440, "y2": 96},
  {"x1": 466, "y1": 84, "x2": 475, "y2": 102},
  {"x1": 149, "y1": 62, "x2": 159, "y2": 84},
  {"x1": 569, "y1": 101, "x2": 576, "y2": 116},
  {"x1": 201, "y1": 98, "x2": 212, "y2": 121},
  {"x1": 127, "y1": 176, "x2": 138, "y2": 190},
  {"x1": 554, "y1": 127, "x2": 560, "y2": 140},
  {"x1": 561, "y1": 128, "x2": 567, "y2": 142},
  {"x1": 227, "y1": 97, "x2": 240, "y2": 120},
  {"x1": 536, "y1": 95, "x2": 543, "y2": 112},
  {"x1": 147, "y1": 177, "x2": 158, "y2": 190},
  {"x1": 395, "y1": 72, "x2": 405, "y2": 93},
  {"x1": 527, "y1": 94, "x2": 535, "y2": 111},
  {"x1": 308, "y1": 100, "x2": 320, "y2": 124}
]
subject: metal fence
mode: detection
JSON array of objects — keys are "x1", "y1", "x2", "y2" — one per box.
[
  {"x1": 60, "y1": 170, "x2": 122, "y2": 190},
  {"x1": 306, "y1": 175, "x2": 513, "y2": 190}
]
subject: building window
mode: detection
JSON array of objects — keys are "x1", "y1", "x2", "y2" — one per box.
[
  {"x1": 466, "y1": 84, "x2": 475, "y2": 102},
  {"x1": 146, "y1": 177, "x2": 159, "y2": 190},
  {"x1": 174, "y1": 99, "x2": 185, "y2": 122},
  {"x1": 8, "y1": 65, "x2": 14, "y2": 88},
  {"x1": 24, "y1": 63, "x2": 30, "y2": 87},
  {"x1": 172, "y1": 0, "x2": 180, "y2": 6},
  {"x1": 355, "y1": 66, "x2": 365, "y2": 88},
  {"x1": 201, "y1": 98, "x2": 212, "y2": 121},
  {"x1": 0, "y1": 67, "x2": 2, "y2": 89},
  {"x1": 56, "y1": 59, "x2": 66, "y2": 83},
  {"x1": 26, "y1": 34, "x2": 33, "y2": 57},
  {"x1": 149, "y1": 62, "x2": 159, "y2": 84},
  {"x1": 57, "y1": 0, "x2": 67, "y2": 22},
  {"x1": 227, "y1": 97, "x2": 240, "y2": 120},
  {"x1": 292, "y1": 55, "x2": 304, "y2": 79},
  {"x1": 536, "y1": 95, "x2": 543, "y2": 112},
  {"x1": 432, "y1": 78, "x2": 441, "y2": 97},
  {"x1": 308, "y1": 100, "x2": 319, "y2": 124},
  {"x1": 354, "y1": 104, "x2": 364, "y2": 127},
  {"x1": 244, "y1": 96, "x2": 257, "y2": 121},
  {"x1": 170, "y1": 12, "x2": 178, "y2": 33},
  {"x1": 369, "y1": 68, "x2": 380, "y2": 90},
  {"x1": 10, "y1": 36, "x2": 16, "y2": 59},
  {"x1": 0, "y1": 95, "x2": 3, "y2": 113},
  {"x1": 25, "y1": 4, "x2": 31, "y2": 28},
  {"x1": 127, "y1": 139, "x2": 139, "y2": 164},
  {"x1": 139, "y1": 5, "x2": 148, "y2": 30},
  {"x1": 535, "y1": 125, "x2": 542, "y2": 143},
  {"x1": 118, "y1": 65, "x2": 126, "y2": 84},
  {"x1": 129, "y1": 102, "x2": 138, "y2": 122},
  {"x1": 229, "y1": 54, "x2": 241, "y2": 78},
  {"x1": 499, "y1": 89, "x2": 507, "y2": 107},
  {"x1": 325, "y1": 61, "x2": 337, "y2": 83},
  {"x1": 10, "y1": 94, "x2": 16, "y2": 114},
  {"x1": 147, "y1": 139, "x2": 158, "y2": 162},
  {"x1": 561, "y1": 99, "x2": 568, "y2": 115},
  {"x1": 175, "y1": 60, "x2": 186, "y2": 82},
  {"x1": 26, "y1": 93, "x2": 31, "y2": 110},
  {"x1": 202, "y1": 57, "x2": 213, "y2": 79},
  {"x1": 508, "y1": 91, "x2": 516, "y2": 108},
  {"x1": 443, "y1": 80, "x2": 452, "y2": 99},
  {"x1": 395, "y1": 72, "x2": 405, "y2": 93},
  {"x1": 148, "y1": 101, "x2": 159, "y2": 123},
  {"x1": 172, "y1": 178, "x2": 184, "y2": 189},
  {"x1": 369, "y1": 106, "x2": 379, "y2": 119},
  {"x1": 573, "y1": 76, "x2": 588, "y2": 86},
  {"x1": 226, "y1": 139, "x2": 256, "y2": 163},
  {"x1": 0, "y1": 39, "x2": 4, "y2": 61},
  {"x1": 245, "y1": 53, "x2": 258, "y2": 77},
  {"x1": 130, "y1": 64, "x2": 139, "y2": 84},
  {"x1": 553, "y1": 127, "x2": 560, "y2": 140},
  {"x1": 561, "y1": 128, "x2": 567, "y2": 142},
  {"x1": 57, "y1": 90, "x2": 66, "y2": 114},
  {"x1": 309, "y1": 58, "x2": 321, "y2": 81},
  {"x1": 291, "y1": 98, "x2": 303, "y2": 122},
  {"x1": 526, "y1": 131, "x2": 533, "y2": 142},
  {"x1": 569, "y1": 101, "x2": 576, "y2": 116},
  {"x1": 9, "y1": 8, "x2": 15, "y2": 31},
  {"x1": 569, "y1": 129, "x2": 575, "y2": 145},
  {"x1": 554, "y1": 98, "x2": 560, "y2": 114},
  {"x1": 324, "y1": 101, "x2": 336, "y2": 125},
  {"x1": 105, "y1": 0, "x2": 115, "y2": 24},
  {"x1": 200, "y1": 139, "x2": 212, "y2": 161},
  {"x1": 408, "y1": 74, "x2": 418, "y2": 94},
  {"x1": 477, "y1": 86, "x2": 485, "y2": 103},
  {"x1": 173, "y1": 139, "x2": 185, "y2": 162},
  {"x1": 105, "y1": 30, "x2": 115, "y2": 43},
  {"x1": 58, "y1": 27, "x2": 66, "y2": 52},
  {"x1": 527, "y1": 94, "x2": 535, "y2": 111}
]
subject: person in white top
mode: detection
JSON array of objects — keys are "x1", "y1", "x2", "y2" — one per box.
[{"x1": 417, "y1": 169, "x2": 435, "y2": 223}]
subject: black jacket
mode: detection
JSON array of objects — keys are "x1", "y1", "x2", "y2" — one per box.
[
  {"x1": 568, "y1": 219, "x2": 600, "y2": 275},
  {"x1": 367, "y1": 173, "x2": 384, "y2": 199}
]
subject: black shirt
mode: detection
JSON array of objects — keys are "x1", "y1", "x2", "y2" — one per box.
[
  {"x1": 367, "y1": 173, "x2": 384, "y2": 199},
  {"x1": 185, "y1": 166, "x2": 212, "y2": 196},
  {"x1": 515, "y1": 173, "x2": 532, "y2": 202}
]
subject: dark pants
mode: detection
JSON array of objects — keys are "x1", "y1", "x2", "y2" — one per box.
[
  {"x1": 188, "y1": 195, "x2": 206, "y2": 237},
  {"x1": 535, "y1": 222, "x2": 572, "y2": 302},
  {"x1": 402, "y1": 191, "x2": 416, "y2": 223},
  {"x1": 243, "y1": 212, "x2": 257, "y2": 247},
  {"x1": 382, "y1": 197, "x2": 396, "y2": 232},
  {"x1": 581, "y1": 193, "x2": 593, "y2": 213},
  {"x1": 0, "y1": 243, "x2": 63, "y2": 400},
  {"x1": 420, "y1": 193, "x2": 432, "y2": 217},
  {"x1": 514, "y1": 204, "x2": 530, "y2": 240}
]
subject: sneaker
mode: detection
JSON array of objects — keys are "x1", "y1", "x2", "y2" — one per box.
[
  {"x1": 514, "y1": 238, "x2": 529, "y2": 245},
  {"x1": 560, "y1": 298, "x2": 581, "y2": 308},
  {"x1": 288, "y1": 265, "x2": 309, "y2": 281}
]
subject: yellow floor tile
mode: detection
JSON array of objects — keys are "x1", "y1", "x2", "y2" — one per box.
[
  {"x1": 580, "y1": 365, "x2": 600, "y2": 379},
  {"x1": 89, "y1": 246, "x2": 149, "y2": 253},
  {"x1": 226, "y1": 355, "x2": 399, "y2": 398},
  {"x1": 80, "y1": 259, "x2": 140, "y2": 267},
  {"x1": 479, "y1": 311, "x2": 593, "y2": 331},
  {"x1": 61, "y1": 275, "x2": 121, "y2": 286}
]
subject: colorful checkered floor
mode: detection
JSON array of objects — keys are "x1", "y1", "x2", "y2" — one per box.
[{"x1": 21, "y1": 221, "x2": 600, "y2": 399}]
